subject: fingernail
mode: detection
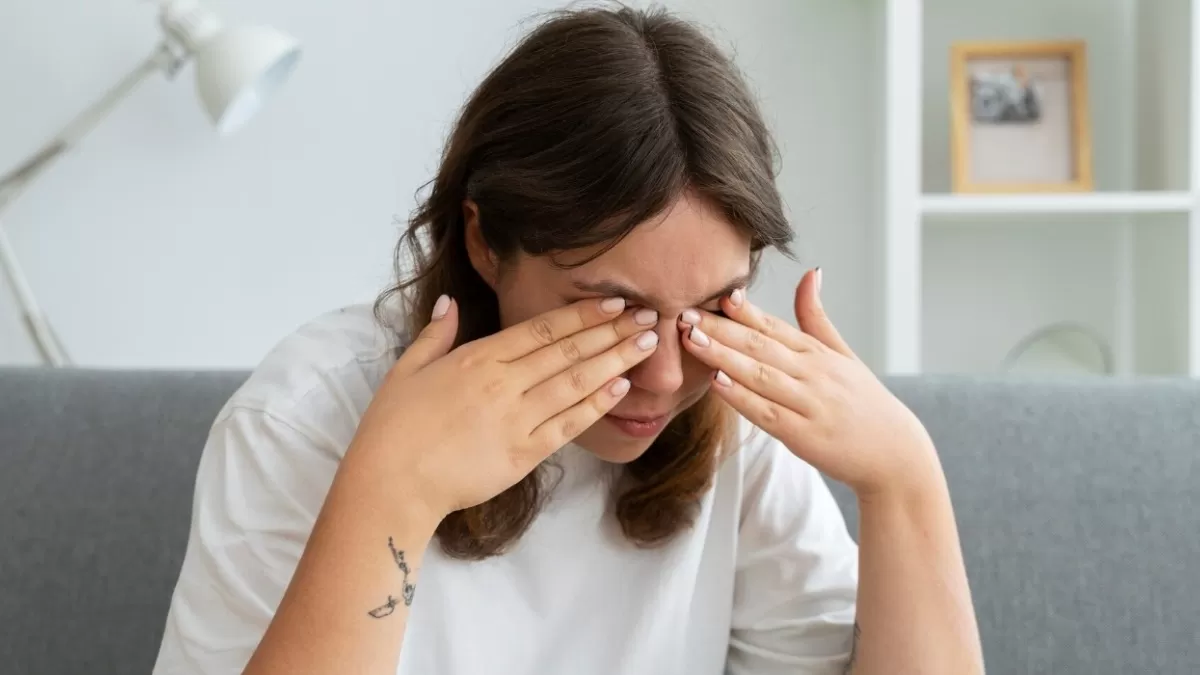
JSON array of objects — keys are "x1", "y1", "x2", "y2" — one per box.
[
  {"x1": 636, "y1": 330, "x2": 659, "y2": 350},
  {"x1": 815, "y1": 267, "x2": 823, "y2": 294},
  {"x1": 634, "y1": 308, "x2": 658, "y2": 326},
  {"x1": 680, "y1": 309, "x2": 701, "y2": 326},
  {"x1": 601, "y1": 297, "x2": 626, "y2": 314},
  {"x1": 729, "y1": 288, "x2": 744, "y2": 307},
  {"x1": 609, "y1": 377, "x2": 631, "y2": 397},
  {"x1": 688, "y1": 326, "x2": 710, "y2": 347},
  {"x1": 714, "y1": 370, "x2": 732, "y2": 387},
  {"x1": 431, "y1": 294, "x2": 451, "y2": 320}
]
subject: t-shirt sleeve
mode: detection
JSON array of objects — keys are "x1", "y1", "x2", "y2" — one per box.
[
  {"x1": 727, "y1": 424, "x2": 860, "y2": 675},
  {"x1": 152, "y1": 406, "x2": 341, "y2": 675}
]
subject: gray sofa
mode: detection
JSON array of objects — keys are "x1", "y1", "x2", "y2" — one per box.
[{"x1": 1, "y1": 368, "x2": 1198, "y2": 674}]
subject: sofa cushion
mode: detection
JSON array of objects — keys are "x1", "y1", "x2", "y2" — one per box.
[{"x1": 0, "y1": 368, "x2": 246, "y2": 675}]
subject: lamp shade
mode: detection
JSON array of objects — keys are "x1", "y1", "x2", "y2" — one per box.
[{"x1": 192, "y1": 25, "x2": 301, "y2": 134}]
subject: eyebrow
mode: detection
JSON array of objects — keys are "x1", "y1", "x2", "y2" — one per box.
[{"x1": 570, "y1": 273, "x2": 752, "y2": 308}]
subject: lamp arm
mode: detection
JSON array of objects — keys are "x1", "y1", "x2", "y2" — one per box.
[
  {"x1": 0, "y1": 43, "x2": 178, "y2": 212},
  {"x1": 0, "y1": 224, "x2": 67, "y2": 365},
  {"x1": 0, "y1": 42, "x2": 179, "y2": 366}
]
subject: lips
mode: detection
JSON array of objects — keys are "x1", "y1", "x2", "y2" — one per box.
[
  {"x1": 609, "y1": 412, "x2": 669, "y2": 423},
  {"x1": 604, "y1": 411, "x2": 670, "y2": 438}
]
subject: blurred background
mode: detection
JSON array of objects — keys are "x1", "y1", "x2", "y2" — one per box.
[{"x1": 1, "y1": 0, "x2": 1196, "y2": 378}]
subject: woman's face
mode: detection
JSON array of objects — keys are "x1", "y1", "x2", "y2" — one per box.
[{"x1": 480, "y1": 193, "x2": 752, "y2": 463}]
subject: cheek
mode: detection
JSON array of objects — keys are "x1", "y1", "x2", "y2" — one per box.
[
  {"x1": 678, "y1": 343, "x2": 716, "y2": 394},
  {"x1": 494, "y1": 271, "x2": 561, "y2": 328}
]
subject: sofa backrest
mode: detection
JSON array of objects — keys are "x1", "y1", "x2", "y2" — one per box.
[
  {"x1": 828, "y1": 376, "x2": 1200, "y2": 675},
  {"x1": 0, "y1": 368, "x2": 246, "y2": 675},
  {"x1": 1, "y1": 368, "x2": 1198, "y2": 674}
]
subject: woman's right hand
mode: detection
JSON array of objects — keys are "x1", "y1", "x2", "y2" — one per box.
[{"x1": 346, "y1": 294, "x2": 659, "y2": 526}]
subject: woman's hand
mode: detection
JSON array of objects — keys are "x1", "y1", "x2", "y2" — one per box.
[
  {"x1": 349, "y1": 294, "x2": 660, "y2": 524},
  {"x1": 678, "y1": 268, "x2": 939, "y2": 499}
]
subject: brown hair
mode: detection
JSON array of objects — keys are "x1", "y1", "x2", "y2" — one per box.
[{"x1": 377, "y1": 4, "x2": 793, "y2": 559}]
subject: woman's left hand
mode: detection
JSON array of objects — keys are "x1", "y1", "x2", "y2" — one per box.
[{"x1": 679, "y1": 268, "x2": 941, "y2": 500}]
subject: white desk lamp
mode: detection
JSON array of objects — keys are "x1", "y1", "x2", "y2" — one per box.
[{"x1": 0, "y1": 0, "x2": 301, "y2": 366}]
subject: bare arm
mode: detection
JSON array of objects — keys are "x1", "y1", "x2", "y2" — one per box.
[
  {"x1": 847, "y1": 470, "x2": 984, "y2": 674},
  {"x1": 675, "y1": 269, "x2": 983, "y2": 674},
  {"x1": 240, "y1": 295, "x2": 655, "y2": 674},
  {"x1": 243, "y1": 439, "x2": 439, "y2": 675}
]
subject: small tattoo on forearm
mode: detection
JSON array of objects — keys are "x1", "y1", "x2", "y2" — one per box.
[
  {"x1": 366, "y1": 536, "x2": 417, "y2": 619},
  {"x1": 368, "y1": 595, "x2": 399, "y2": 618}
]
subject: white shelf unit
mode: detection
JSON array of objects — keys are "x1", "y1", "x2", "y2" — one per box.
[
  {"x1": 882, "y1": 0, "x2": 1200, "y2": 377},
  {"x1": 920, "y1": 192, "x2": 1194, "y2": 217}
]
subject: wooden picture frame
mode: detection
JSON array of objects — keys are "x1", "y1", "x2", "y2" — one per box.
[{"x1": 950, "y1": 40, "x2": 1093, "y2": 193}]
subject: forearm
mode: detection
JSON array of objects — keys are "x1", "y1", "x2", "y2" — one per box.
[
  {"x1": 244, "y1": 441, "x2": 440, "y2": 675},
  {"x1": 848, "y1": 467, "x2": 984, "y2": 675}
]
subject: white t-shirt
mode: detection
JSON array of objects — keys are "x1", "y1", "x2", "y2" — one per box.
[{"x1": 152, "y1": 304, "x2": 860, "y2": 675}]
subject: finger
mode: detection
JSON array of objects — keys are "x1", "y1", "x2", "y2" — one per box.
[
  {"x1": 524, "y1": 377, "x2": 632, "y2": 460},
  {"x1": 793, "y1": 268, "x2": 856, "y2": 360},
  {"x1": 391, "y1": 294, "x2": 458, "y2": 379},
  {"x1": 681, "y1": 325, "x2": 817, "y2": 416},
  {"x1": 523, "y1": 329, "x2": 659, "y2": 423},
  {"x1": 722, "y1": 287, "x2": 814, "y2": 354},
  {"x1": 515, "y1": 307, "x2": 659, "y2": 390},
  {"x1": 489, "y1": 297, "x2": 627, "y2": 361},
  {"x1": 678, "y1": 308, "x2": 811, "y2": 379},
  {"x1": 708, "y1": 368, "x2": 814, "y2": 459}
]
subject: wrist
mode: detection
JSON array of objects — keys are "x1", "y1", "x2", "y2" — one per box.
[
  {"x1": 338, "y1": 437, "x2": 447, "y2": 537},
  {"x1": 855, "y1": 438, "x2": 947, "y2": 509},
  {"x1": 857, "y1": 475, "x2": 947, "y2": 514}
]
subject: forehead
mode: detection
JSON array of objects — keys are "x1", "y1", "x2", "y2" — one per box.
[{"x1": 561, "y1": 194, "x2": 752, "y2": 307}]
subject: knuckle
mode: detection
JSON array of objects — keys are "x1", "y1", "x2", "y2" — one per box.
[
  {"x1": 558, "y1": 415, "x2": 581, "y2": 441},
  {"x1": 760, "y1": 401, "x2": 782, "y2": 426},
  {"x1": 759, "y1": 313, "x2": 778, "y2": 335},
  {"x1": 457, "y1": 344, "x2": 487, "y2": 371},
  {"x1": 589, "y1": 392, "x2": 609, "y2": 415},
  {"x1": 482, "y1": 376, "x2": 506, "y2": 396},
  {"x1": 506, "y1": 445, "x2": 529, "y2": 473},
  {"x1": 530, "y1": 318, "x2": 556, "y2": 346},
  {"x1": 608, "y1": 321, "x2": 623, "y2": 342},
  {"x1": 755, "y1": 363, "x2": 772, "y2": 385},
  {"x1": 568, "y1": 368, "x2": 589, "y2": 394},
  {"x1": 557, "y1": 337, "x2": 582, "y2": 362},
  {"x1": 745, "y1": 329, "x2": 767, "y2": 354}
]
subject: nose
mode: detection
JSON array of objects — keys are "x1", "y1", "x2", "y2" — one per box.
[{"x1": 627, "y1": 320, "x2": 685, "y2": 395}]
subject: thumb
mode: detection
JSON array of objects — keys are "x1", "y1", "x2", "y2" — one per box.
[
  {"x1": 393, "y1": 294, "x2": 459, "y2": 378},
  {"x1": 794, "y1": 268, "x2": 856, "y2": 360}
]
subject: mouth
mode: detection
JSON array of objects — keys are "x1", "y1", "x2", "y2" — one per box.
[{"x1": 603, "y1": 412, "x2": 670, "y2": 439}]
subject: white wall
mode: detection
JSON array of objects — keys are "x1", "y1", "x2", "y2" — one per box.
[
  {"x1": 6, "y1": 0, "x2": 1177, "y2": 376},
  {"x1": 0, "y1": 0, "x2": 882, "y2": 370}
]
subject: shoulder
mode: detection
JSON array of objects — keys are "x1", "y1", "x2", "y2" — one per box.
[
  {"x1": 216, "y1": 302, "x2": 409, "y2": 444},
  {"x1": 721, "y1": 415, "x2": 854, "y2": 536},
  {"x1": 723, "y1": 416, "x2": 805, "y2": 489},
  {"x1": 154, "y1": 303, "x2": 411, "y2": 673}
]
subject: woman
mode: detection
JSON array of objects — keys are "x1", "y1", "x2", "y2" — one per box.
[{"x1": 153, "y1": 6, "x2": 983, "y2": 675}]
